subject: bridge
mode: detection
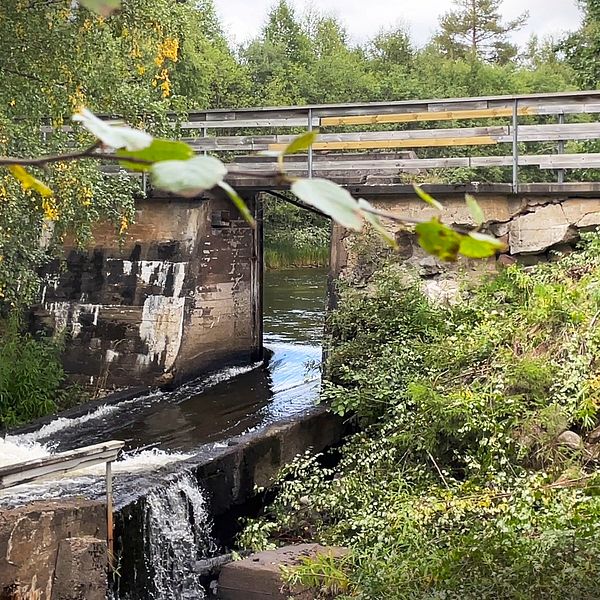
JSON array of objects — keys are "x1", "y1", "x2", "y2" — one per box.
[
  {"x1": 168, "y1": 89, "x2": 600, "y2": 195},
  {"x1": 37, "y1": 90, "x2": 600, "y2": 391}
]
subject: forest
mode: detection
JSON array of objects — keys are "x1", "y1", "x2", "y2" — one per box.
[{"x1": 3, "y1": 1, "x2": 600, "y2": 597}]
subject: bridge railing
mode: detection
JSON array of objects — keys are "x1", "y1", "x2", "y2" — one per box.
[{"x1": 170, "y1": 90, "x2": 600, "y2": 191}]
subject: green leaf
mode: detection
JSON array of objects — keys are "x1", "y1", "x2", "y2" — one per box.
[
  {"x1": 79, "y1": 0, "x2": 121, "y2": 16},
  {"x1": 117, "y1": 139, "x2": 194, "y2": 172},
  {"x1": 8, "y1": 165, "x2": 53, "y2": 197},
  {"x1": 459, "y1": 232, "x2": 506, "y2": 258},
  {"x1": 219, "y1": 182, "x2": 256, "y2": 228},
  {"x1": 465, "y1": 194, "x2": 485, "y2": 226},
  {"x1": 414, "y1": 218, "x2": 462, "y2": 261},
  {"x1": 413, "y1": 185, "x2": 443, "y2": 211},
  {"x1": 357, "y1": 199, "x2": 398, "y2": 249},
  {"x1": 151, "y1": 155, "x2": 227, "y2": 198},
  {"x1": 291, "y1": 178, "x2": 363, "y2": 231},
  {"x1": 72, "y1": 108, "x2": 152, "y2": 151},
  {"x1": 282, "y1": 131, "x2": 318, "y2": 156}
]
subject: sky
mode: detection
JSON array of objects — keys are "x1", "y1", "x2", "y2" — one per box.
[{"x1": 213, "y1": 0, "x2": 584, "y2": 48}]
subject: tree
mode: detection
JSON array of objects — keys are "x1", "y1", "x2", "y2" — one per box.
[
  {"x1": 243, "y1": 0, "x2": 312, "y2": 105},
  {"x1": 0, "y1": 0, "x2": 246, "y2": 308},
  {"x1": 368, "y1": 27, "x2": 414, "y2": 68},
  {"x1": 302, "y1": 16, "x2": 379, "y2": 104},
  {"x1": 433, "y1": 0, "x2": 528, "y2": 64},
  {"x1": 367, "y1": 26, "x2": 416, "y2": 101},
  {"x1": 560, "y1": 0, "x2": 600, "y2": 88}
]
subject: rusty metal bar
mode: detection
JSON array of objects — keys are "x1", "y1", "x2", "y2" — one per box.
[
  {"x1": 557, "y1": 113, "x2": 565, "y2": 184},
  {"x1": 308, "y1": 108, "x2": 314, "y2": 179},
  {"x1": 512, "y1": 99, "x2": 519, "y2": 193},
  {"x1": 106, "y1": 460, "x2": 114, "y2": 571}
]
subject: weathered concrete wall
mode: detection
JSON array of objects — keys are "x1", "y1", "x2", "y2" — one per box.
[
  {"x1": 33, "y1": 191, "x2": 262, "y2": 391},
  {"x1": 0, "y1": 500, "x2": 107, "y2": 600},
  {"x1": 331, "y1": 191, "x2": 600, "y2": 300},
  {"x1": 114, "y1": 407, "x2": 348, "y2": 598}
]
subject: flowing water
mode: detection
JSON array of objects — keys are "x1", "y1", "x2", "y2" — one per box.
[{"x1": 0, "y1": 268, "x2": 328, "y2": 598}]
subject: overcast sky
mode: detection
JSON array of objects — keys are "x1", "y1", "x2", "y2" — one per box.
[{"x1": 213, "y1": 0, "x2": 583, "y2": 48}]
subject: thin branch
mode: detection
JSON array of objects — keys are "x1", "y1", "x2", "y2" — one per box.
[
  {"x1": 0, "y1": 144, "x2": 153, "y2": 168},
  {"x1": 426, "y1": 449, "x2": 450, "y2": 489},
  {"x1": 0, "y1": 67, "x2": 58, "y2": 86}
]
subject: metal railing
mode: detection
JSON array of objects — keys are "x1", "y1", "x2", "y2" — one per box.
[{"x1": 0, "y1": 440, "x2": 125, "y2": 566}]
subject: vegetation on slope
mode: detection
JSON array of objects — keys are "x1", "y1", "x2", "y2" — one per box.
[
  {"x1": 0, "y1": 0, "x2": 594, "y2": 418},
  {"x1": 242, "y1": 234, "x2": 600, "y2": 599}
]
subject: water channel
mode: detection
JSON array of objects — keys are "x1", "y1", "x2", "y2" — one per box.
[{"x1": 0, "y1": 268, "x2": 328, "y2": 503}]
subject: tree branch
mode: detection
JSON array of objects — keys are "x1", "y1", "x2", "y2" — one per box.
[{"x1": 0, "y1": 144, "x2": 153, "y2": 168}]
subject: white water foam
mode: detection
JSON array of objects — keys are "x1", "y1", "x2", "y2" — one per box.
[
  {"x1": 143, "y1": 473, "x2": 216, "y2": 599},
  {"x1": 0, "y1": 443, "x2": 194, "y2": 505},
  {"x1": 6, "y1": 403, "x2": 122, "y2": 448},
  {"x1": 0, "y1": 437, "x2": 50, "y2": 468},
  {"x1": 189, "y1": 360, "x2": 264, "y2": 390}
]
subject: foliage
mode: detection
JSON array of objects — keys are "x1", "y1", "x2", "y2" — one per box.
[
  {"x1": 263, "y1": 194, "x2": 330, "y2": 269},
  {"x1": 560, "y1": 0, "x2": 600, "y2": 89},
  {"x1": 433, "y1": 0, "x2": 528, "y2": 64},
  {"x1": 265, "y1": 227, "x2": 330, "y2": 270},
  {"x1": 0, "y1": 315, "x2": 77, "y2": 428},
  {"x1": 241, "y1": 235, "x2": 600, "y2": 599}
]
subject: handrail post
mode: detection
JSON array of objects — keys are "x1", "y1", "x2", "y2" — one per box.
[
  {"x1": 512, "y1": 99, "x2": 519, "y2": 193},
  {"x1": 106, "y1": 460, "x2": 115, "y2": 571},
  {"x1": 307, "y1": 108, "x2": 314, "y2": 179},
  {"x1": 557, "y1": 113, "x2": 565, "y2": 184},
  {"x1": 203, "y1": 126, "x2": 208, "y2": 157}
]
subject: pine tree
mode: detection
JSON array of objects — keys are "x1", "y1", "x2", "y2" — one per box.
[
  {"x1": 263, "y1": 0, "x2": 311, "y2": 63},
  {"x1": 434, "y1": 0, "x2": 528, "y2": 64}
]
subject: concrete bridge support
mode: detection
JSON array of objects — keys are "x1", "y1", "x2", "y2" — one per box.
[
  {"x1": 331, "y1": 185, "x2": 600, "y2": 298},
  {"x1": 33, "y1": 191, "x2": 262, "y2": 392}
]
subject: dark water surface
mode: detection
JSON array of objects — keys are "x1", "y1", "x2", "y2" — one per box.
[{"x1": 34, "y1": 268, "x2": 328, "y2": 454}]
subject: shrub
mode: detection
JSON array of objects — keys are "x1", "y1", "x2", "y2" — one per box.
[
  {"x1": 0, "y1": 314, "x2": 71, "y2": 427},
  {"x1": 241, "y1": 233, "x2": 600, "y2": 600}
]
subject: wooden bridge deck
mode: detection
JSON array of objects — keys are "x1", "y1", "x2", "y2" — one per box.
[{"x1": 169, "y1": 90, "x2": 600, "y2": 194}]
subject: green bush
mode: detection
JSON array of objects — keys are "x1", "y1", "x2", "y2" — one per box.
[
  {"x1": 0, "y1": 314, "x2": 71, "y2": 427},
  {"x1": 241, "y1": 234, "x2": 600, "y2": 600}
]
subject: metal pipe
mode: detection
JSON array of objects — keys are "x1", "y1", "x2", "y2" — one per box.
[
  {"x1": 307, "y1": 108, "x2": 314, "y2": 179},
  {"x1": 512, "y1": 99, "x2": 519, "y2": 193},
  {"x1": 106, "y1": 461, "x2": 114, "y2": 571},
  {"x1": 558, "y1": 113, "x2": 565, "y2": 184},
  {"x1": 263, "y1": 190, "x2": 328, "y2": 218}
]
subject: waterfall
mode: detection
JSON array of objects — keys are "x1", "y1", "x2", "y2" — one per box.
[{"x1": 141, "y1": 473, "x2": 217, "y2": 600}]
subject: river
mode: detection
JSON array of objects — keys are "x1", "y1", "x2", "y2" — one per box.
[{"x1": 0, "y1": 268, "x2": 328, "y2": 505}]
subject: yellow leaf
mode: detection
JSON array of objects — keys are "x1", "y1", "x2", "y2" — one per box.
[{"x1": 8, "y1": 165, "x2": 53, "y2": 197}]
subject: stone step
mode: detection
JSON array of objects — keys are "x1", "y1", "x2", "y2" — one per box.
[{"x1": 218, "y1": 543, "x2": 346, "y2": 600}]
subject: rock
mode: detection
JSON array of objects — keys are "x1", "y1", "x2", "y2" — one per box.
[
  {"x1": 549, "y1": 244, "x2": 575, "y2": 262},
  {"x1": 0, "y1": 500, "x2": 106, "y2": 600},
  {"x1": 218, "y1": 544, "x2": 347, "y2": 600},
  {"x1": 490, "y1": 221, "x2": 510, "y2": 237},
  {"x1": 51, "y1": 537, "x2": 107, "y2": 600},
  {"x1": 509, "y1": 204, "x2": 576, "y2": 254},
  {"x1": 418, "y1": 255, "x2": 442, "y2": 277},
  {"x1": 422, "y1": 278, "x2": 461, "y2": 305},
  {"x1": 562, "y1": 198, "x2": 600, "y2": 229},
  {"x1": 587, "y1": 424, "x2": 600, "y2": 444},
  {"x1": 497, "y1": 254, "x2": 516, "y2": 266},
  {"x1": 556, "y1": 430, "x2": 584, "y2": 451},
  {"x1": 516, "y1": 253, "x2": 548, "y2": 267}
]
